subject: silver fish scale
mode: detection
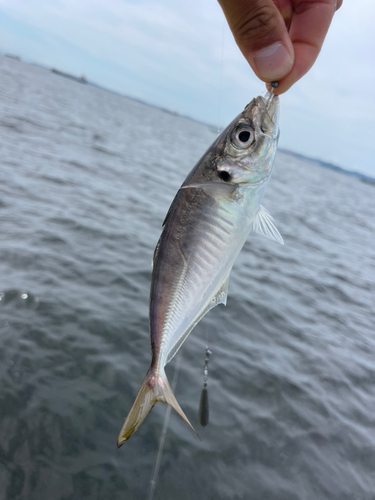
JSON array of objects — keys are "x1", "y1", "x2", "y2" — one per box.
[{"x1": 159, "y1": 197, "x2": 251, "y2": 366}]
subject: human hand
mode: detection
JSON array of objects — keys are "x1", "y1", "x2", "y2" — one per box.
[{"x1": 217, "y1": 0, "x2": 343, "y2": 94}]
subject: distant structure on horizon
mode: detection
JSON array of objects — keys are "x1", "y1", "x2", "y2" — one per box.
[
  {"x1": 51, "y1": 68, "x2": 87, "y2": 84},
  {"x1": 279, "y1": 148, "x2": 375, "y2": 184},
  {"x1": 4, "y1": 54, "x2": 21, "y2": 61}
]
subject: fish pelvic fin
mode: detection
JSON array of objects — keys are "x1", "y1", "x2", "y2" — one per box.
[{"x1": 117, "y1": 367, "x2": 196, "y2": 447}]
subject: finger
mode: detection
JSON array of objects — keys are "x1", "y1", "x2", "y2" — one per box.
[
  {"x1": 218, "y1": 0, "x2": 294, "y2": 82},
  {"x1": 272, "y1": 0, "x2": 293, "y2": 29},
  {"x1": 269, "y1": 0, "x2": 339, "y2": 94}
]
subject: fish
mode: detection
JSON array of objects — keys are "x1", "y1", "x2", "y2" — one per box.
[{"x1": 117, "y1": 91, "x2": 282, "y2": 446}]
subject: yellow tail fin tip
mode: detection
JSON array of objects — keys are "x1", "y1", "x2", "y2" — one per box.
[{"x1": 117, "y1": 368, "x2": 195, "y2": 446}]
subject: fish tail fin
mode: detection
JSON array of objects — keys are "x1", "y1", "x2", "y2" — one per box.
[{"x1": 117, "y1": 367, "x2": 195, "y2": 447}]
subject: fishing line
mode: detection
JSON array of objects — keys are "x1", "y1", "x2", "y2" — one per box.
[
  {"x1": 146, "y1": 354, "x2": 182, "y2": 500},
  {"x1": 197, "y1": 15, "x2": 226, "y2": 427},
  {"x1": 217, "y1": 17, "x2": 226, "y2": 135},
  {"x1": 147, "y1": 17, "x2": 228, "y2": 499}
]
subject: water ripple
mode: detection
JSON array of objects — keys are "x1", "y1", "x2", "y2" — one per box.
[{"x1": 0, "y1": 55, "x2": 374, "y2": 500}]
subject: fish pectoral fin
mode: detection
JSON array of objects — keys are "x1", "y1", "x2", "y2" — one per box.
[
  {"x1": 181, "y1": 182, "x2": 236, "y2": 200},
  {"x1": 253, "y1": 205, "x2": 284, "y2": 245}
]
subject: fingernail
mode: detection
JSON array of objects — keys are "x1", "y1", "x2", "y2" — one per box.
[{"x1": 253, "y1": 42, "x2": 293, "y2": 81}]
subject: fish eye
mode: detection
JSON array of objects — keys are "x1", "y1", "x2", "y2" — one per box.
[
  {"x1": 231, "y1": 125, "x2": 254, "y2": 149},
  {"x1": 239, "y1": 131, "x2": 250, "y2": 142}
]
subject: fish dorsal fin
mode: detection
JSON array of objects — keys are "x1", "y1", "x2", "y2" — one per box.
[
  {"x1": 182, "y1": 182, "x2": 236, "y2": 201},
  {"x1": 253, "y1": 205, "x2": 284, "y2": 245},
  {"x1": 162, "y1": 189, "x2": 183, "y2": 227},
  {"x1": 152, "y1": 235, "x2": 162, "y2": 268},
  {"x1": 166, "y1": 275, "x2": 229, "y2": 364}
]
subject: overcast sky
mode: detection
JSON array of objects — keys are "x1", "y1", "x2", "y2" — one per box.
[{"x1": 0, "y1": 0, "x2": 374, "y2": 176}]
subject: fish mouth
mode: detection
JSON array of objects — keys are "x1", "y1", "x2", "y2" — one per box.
[
  {"x1": 244, "y1": 92, "x2": 279, "y2": 125},
  {"x1": 255, "y1": 92, "x2": 279, "y2": 139},
  {"x1": 264, "y1": 91, "x2": 279, "y2": 124}
]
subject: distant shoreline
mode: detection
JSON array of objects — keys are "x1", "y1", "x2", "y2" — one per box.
[
  {"x1": 278, "y1": 148, "x2": 375, "y2": 184},
  {"x1": 1, "y1": 53, "x2": 374, "y2": 184},
  {"x1": 51, "y1": 68, "x2": 86, "y2": 84}
]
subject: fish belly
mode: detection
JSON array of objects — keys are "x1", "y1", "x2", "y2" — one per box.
[{"x1": 150, "y1": 186, "x2": 256, "y2": 369}]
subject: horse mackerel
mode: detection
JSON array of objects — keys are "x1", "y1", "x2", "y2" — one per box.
[{"x1": 117, "y1": 91, "x2": 282, "y2": 446}]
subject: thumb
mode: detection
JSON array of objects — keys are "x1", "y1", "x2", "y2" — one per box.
[{"x1": 218, "y1": 0, "x2": 294, "y2": 82}]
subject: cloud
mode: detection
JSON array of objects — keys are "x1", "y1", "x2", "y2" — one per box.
[{"x1": 0, "y1": 0, "x2": 374, "y2": 174}]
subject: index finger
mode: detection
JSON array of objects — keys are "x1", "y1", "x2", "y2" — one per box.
[{"x1": 271, "y1": 0, "x2": 342, "y2": 94}]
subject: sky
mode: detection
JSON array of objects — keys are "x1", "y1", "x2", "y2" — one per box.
[{"x1": 0, "y1": 0, "x2": 374, "y2": 176}]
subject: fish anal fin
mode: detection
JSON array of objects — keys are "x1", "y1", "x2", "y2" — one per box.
[
  {"x1": 165, "y1": 275, "x2": 229, "y2": 365},
  {"x1": 253, "y1": 205, "x2": 284, "y2": 245},
  {"x1": 196, "y1": 274, "x2": 229, "y2": 322},
  {"x1": 209, "y1": 274, "x2": 229, "y2": 308}
]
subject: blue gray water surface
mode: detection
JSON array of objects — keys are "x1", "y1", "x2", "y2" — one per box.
[{"x1": 1, "y1": 55, "x2": 375, "y2": 500}]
